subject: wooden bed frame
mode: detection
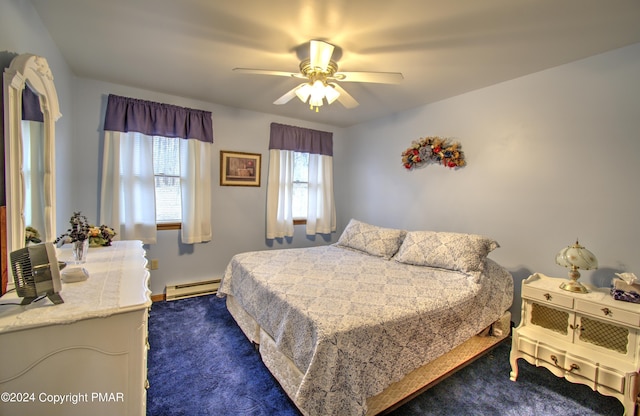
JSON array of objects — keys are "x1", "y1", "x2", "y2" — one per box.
[{"x1": 225, "y1": 294, "x2": 511, "y2": 415}]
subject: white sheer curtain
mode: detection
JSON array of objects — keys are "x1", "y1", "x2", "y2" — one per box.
[
  {"x1": 180, "y1": 138, "x2": 212, "y2": 243},
  {"x1": 100, "y1": 131, "x2": 157, "y2": 244},
  {"x1": 266, "y1": 149, "x2": 295, "y2": 238},
  {"x1": 306, "y1": 153, "x2": 336, "y2": 235},
  {"x1": 100, "y1": 131, "x2": 213, "y2": 245}
]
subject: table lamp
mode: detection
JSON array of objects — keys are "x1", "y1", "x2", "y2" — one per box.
[{"x1": 555, "y1": 239, "x2": 598, "y2": 293}]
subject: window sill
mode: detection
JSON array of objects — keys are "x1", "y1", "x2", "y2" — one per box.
[
  {"x1": 159, "y1": 221, "x2": 303, "y2": 229},
  {"x1": 157, "y1": 222, "x2": 181, "y2": 230}
]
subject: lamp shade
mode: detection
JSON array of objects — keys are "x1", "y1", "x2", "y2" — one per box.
[
  {"x1": 555, "y1": 240, "x2": 597, "y2": 293},
  {"x1": 555, "y1": 240, "x2": 598, "y2": 270},
  {"x1": 295, "y1": 83, "x2": 312, "y2": 103},
  {"x1": 324, "y1": 84, "x2": 340, "y2": 104}
]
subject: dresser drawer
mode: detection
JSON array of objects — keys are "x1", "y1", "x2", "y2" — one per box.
[
  {"x1": 523, "y1": 285, "x2": 574, "y2": 309},
  {"x1": 576, "y1": 299, "x2": 640, "y2": 327}
]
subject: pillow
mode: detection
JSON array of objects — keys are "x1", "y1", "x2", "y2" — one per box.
[
  {"x1": 394, "y1": 230, "x2": 499, "y2": 274},
  {"x1": 335, "y1": 219, "x2": 406, "y2": 259}
]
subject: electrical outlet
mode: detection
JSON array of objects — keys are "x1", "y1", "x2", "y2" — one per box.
[{"x1": 150, "y1": 259, "x2": 159, "y2": 270}]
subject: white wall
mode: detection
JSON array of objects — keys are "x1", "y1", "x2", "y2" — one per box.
[
  {"x1": 341, "y1": 42, "x2": 640, "y2": 324},
  {"x1": 72, "y1": 78, "x2": 344, "y2": 295}
]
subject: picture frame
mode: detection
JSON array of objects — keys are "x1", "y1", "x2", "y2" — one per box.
[{"x1": 220, "y1": 151, "x2": 261, "y2": 187}]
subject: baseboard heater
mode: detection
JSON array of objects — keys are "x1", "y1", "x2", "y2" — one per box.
[{"x1": 165, "y1": 278, "x2": 221, "y2": 301}]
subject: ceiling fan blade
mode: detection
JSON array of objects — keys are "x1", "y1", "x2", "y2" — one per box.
[
  {"x1": 233, "y1": 68, "x2": 304, "y2": 79},
  {"x1": 309, "y1": 40, "x2": 335, "y2": 71},
  {"x1": 273, "y1": 84, "x2": 304, "y2": 105},
  {"x1": 330, "y1": 83, "x2": 359, "y2": 109},
  {"x1": 333, "y1": 71, "x2": 404, "y2": 84}
]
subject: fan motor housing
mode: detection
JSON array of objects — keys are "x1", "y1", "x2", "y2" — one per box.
[{"x1": 299, "y1": 59, "x2": 338, "y2": 79}]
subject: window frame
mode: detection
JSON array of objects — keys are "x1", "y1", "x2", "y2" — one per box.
[{"x1": 157, "y1": 222, "x2": 181, "y2": 230}]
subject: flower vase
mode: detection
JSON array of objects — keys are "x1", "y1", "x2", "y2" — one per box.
[{"x1": 72, "y1": 239, "x2": 89, "y2": 264}]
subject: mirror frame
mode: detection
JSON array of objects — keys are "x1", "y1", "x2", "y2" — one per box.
[{"x1": 4, "y1": 54, "x2": 61, "y2": 255}]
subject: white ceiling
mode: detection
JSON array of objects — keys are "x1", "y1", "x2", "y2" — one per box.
[{"x1": 31, "y1": 0, "x2": 640, "y2": 127}]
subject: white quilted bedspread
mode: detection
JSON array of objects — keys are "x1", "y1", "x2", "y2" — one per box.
[{"x1": 218, "y1": 245, "x2": 513, "y2": 416}]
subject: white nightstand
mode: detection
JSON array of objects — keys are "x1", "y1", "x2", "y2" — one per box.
[{"x1": 510, "y1": 273, "x2": 640, "y2": 416}]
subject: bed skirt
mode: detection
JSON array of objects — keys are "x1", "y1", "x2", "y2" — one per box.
[{"x1": 225, "y1": 294, "x2": 511, "y2": 416}]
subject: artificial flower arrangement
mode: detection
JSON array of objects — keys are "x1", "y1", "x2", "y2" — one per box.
[
  {"x1": 55, "y1": 211, "x2": 116, "y2": 247},
  {"x1": 88, "y1": 224, "x2": 117, "y2": 247},
  {"x1": 401, "y1": 136, "x2": 466, "y2": 170},
  {"x1": 25, "y1": 226, "x2": 42, "y2": 245}
]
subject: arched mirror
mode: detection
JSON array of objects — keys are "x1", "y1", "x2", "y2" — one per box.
[{"x1": 4, "y1": 54, "x2": 61, "y2": 255}]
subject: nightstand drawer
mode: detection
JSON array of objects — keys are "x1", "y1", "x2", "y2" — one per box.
[
  {"x1": 517, "y1": 335, "x2": 537, "y2": 357},
  {"x1": 597, "y1": 366, "x2": 626, "y2": 394},
  {"x1": 576, "y1": 299, "x2": 640, "y2": 327},
  {"x1": 523, "y1": 285, "x2": 574, "y2": 308},
  {"x1": 518, "y1": 337, "x2": 565, "y2": 367},
  {"x1": 565, "y1": 354, "x2": 596, "y2": 381}
]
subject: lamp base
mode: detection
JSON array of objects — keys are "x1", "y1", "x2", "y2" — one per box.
[{"x1": 559, "y1": 280, "x2": 589, "y2": 293}]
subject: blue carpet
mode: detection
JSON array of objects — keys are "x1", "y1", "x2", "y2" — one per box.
[{"x1": 146, "y1": 295, "x2": 623, "y2": 416}]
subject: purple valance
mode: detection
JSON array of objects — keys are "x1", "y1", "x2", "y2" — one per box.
[
  {"x1": 103, "y1": 94, "x2": 213, "y2": 143},
  {"x1": 269, "y1": 122, "x2": 333, "y2": 156},
  {"x1": 22, "y1": 86, "x2": 44, "y2": 122}
]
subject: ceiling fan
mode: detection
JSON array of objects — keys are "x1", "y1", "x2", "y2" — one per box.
[{"x1": 233, "y1": 40, "x2": 403, "y2": 112}]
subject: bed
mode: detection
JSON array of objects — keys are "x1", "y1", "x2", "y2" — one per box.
[{"x1": 218, "y1": 219, "x2": 513, "y2": 416}]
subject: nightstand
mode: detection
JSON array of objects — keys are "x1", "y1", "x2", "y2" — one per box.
[{"x1": 510, "y1": 273, "x2": 640, "y2": 416}]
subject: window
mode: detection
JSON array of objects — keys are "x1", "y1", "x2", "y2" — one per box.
[
  {"x1": 153, "y1": 136, "x2": 182, "y2": 224},
  {"x1": 101, "y1": 94, "x2": 213, "y2": 244},
  {"x1": 292, "y1": 152, "x2": 309, "y2": 220},
  {"x1": 266, "y1": 122, "x2": 335, "y2": 239}
]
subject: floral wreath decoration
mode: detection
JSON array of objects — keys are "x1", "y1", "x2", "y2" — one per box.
[{"x1": 401, "y1": 136, "x2": 466, "y2": 170}]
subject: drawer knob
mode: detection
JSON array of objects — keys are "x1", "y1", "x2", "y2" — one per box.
[
  {"x1": 550, "y1": 355, "x2": 580, "y2": 373},
  {"x1": 544, "y1": 293, "x2": 552, "y2": 301},
  {"x1": 601, "y1": 307, "x2": 612, "y2": 316}
]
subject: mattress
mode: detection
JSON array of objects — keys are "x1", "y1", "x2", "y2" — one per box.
[{"x1": 218, "y1": 245, "x2": 513, "y2": 416}]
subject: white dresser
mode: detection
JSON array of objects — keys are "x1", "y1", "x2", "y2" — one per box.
[
  {"x1": 0, "y1": 240, "x2": 151, "y2": 416},
  {"x1": 510, "y1": 273, "x2": 640, "y2": 415}
]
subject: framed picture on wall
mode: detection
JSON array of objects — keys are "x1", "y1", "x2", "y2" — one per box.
[{"x1": 220, "y1": 151, "x2": 261, "y2": 187}]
